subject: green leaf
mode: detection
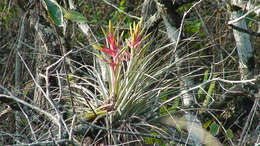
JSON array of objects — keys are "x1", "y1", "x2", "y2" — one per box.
[
  {"x1": 44, "y1": 0, "x2": 63, "y2": 27},
  {"x1": 203, "y1": 74, "x2": 218, "y2": 107},
  {"x1": 203, "y1": 119, "x2": 213, "y2": 129},
  {"x1": 171, "y1": 97, "x2": 180, "y2": 111},
  {"x1": 185, "y1": 20, "x2": 201, "y2": 33},
  {"x1": 210, "y1": 122, "x2": 219, "y2": 136},
  {"x1": 177, "y1": 3, "x2": 192, "y2": 13},
  {"x1": 119, "y1": 0, "x2": 126, "y2": 10},
  {"x1": 159, "y1": 105, "x2": 167, "y2": 114},
  {"x1": 64, "y1": 10, "x2": 88, "y2": 23},
  {"x1": 226, "y1": 129, "x2": 233, "y2": 139},
  {"x1": 198, "y1": 70, "x2": 209, "y2": 99},
  {"x1": 144, "y1": 132, "x2": 164, "y2": 144}
]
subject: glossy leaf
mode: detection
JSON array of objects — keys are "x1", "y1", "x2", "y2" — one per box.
[{"x1": 44, "y1": 0, "x2": 63, "y2": 27}]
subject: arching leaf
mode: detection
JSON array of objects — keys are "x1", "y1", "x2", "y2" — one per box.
[{"x1": 64, "y1": 10, "x2": 88, "y2": 23}]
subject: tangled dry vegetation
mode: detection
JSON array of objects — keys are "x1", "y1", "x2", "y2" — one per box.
[{"x1": 0, "y1": 0, "x2": 260, "y2": 145}]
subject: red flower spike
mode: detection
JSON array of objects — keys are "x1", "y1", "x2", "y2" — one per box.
[
  {"x1": 91, "y1": 19, "x2": 147, "y2": 101},
  {"x1": 107, "y1": 33, "x2": 116, "y2": 51},
  {"x1": 133, "y1": 35, "x2": 142, "y2": 48},
  {"x1": 100, "y1": 29, "x2": 124, "y2": 76},
  {"x1": 98, "y1": 20, "x2": 146, "y2": 76},
  {"x1": 101, "y1": 47, "x2": 117, "y2": 57}
]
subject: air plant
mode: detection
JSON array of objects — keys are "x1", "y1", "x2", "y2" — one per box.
[
  {"x1": 74, "y1": 19, "x2": 172, "y2": 143},
  {"x1": 92, "y1": 18, "x2": 149, "y2": 109},
  {"x1": 70, "y1": 19, "x2": 221, "y2": 145}
]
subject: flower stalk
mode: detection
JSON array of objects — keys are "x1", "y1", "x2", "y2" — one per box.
[{"x1": 92, "y1": 18, "x2": 148, "y2": 105}]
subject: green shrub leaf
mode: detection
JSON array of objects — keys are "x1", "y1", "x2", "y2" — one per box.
[
  {"x1": 185, "y1": 20, "x2": 201, "y2": 33},
  {"x1": 64, "y1": 10, "x2": 88, "y2": 23},
  {"x1": 203, "y1": 119, "x2": 213, "y2": 129},
  {"x1": 203, "y1": 74, "x2": 217, "y2": 106},
  {"x1": 44, "y1": 0, "x2": 63, "y2": 27},
  {"x1": 210, "y1": 122, "x2": 219, "y2": 136},
  {"x1": 198, "y1": 70, "x2": 209, "y2": 99},
  {"x1": 226, "y1": 129, "x2": 233, "y2": 139}
]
